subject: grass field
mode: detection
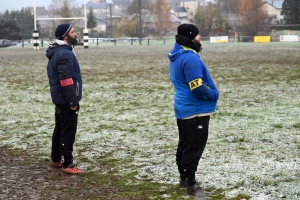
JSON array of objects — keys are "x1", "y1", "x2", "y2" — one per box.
[{"x1": 0, "y1": 41, "x2": 299, "y2": 199}]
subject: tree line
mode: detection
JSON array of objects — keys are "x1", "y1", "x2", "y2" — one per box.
[
  {"x1": 0, "y1": 9, "x2": 36, "y2": 40},
  {"x1": 0, "y1": 0, "x2": 299, "y2": 40},
  {"x1": 114, "y1": 0, "x2": 300, "y2": 38}
]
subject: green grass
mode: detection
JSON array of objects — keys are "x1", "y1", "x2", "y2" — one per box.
[{"x1": 1, "y1": 42, "x2": 300, "y2": 199}]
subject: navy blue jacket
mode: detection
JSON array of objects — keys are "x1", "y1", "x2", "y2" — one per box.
[{"x1": 46, "y1": 44, "x2": 82, "y2": 106}]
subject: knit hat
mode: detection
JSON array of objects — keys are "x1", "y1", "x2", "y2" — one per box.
[
  {"x1": 55, "y1": 23, "x2": 73, "y2": 40},
  {"x1": 177, "y1": 24, "x2": 199, "y2": 40}
]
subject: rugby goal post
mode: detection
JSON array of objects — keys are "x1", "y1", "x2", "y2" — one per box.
[{"x1": 33, "y1": 0, "x2": 89, "y2": 50}]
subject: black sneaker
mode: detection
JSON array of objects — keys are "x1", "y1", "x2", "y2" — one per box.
[
  {"x1": 187, "y1": 184, "x2": 210, "y2": 197},
  {"x1": 179, "y1": 180, "x2": 201, "y2": 188},
  {"x1": 179, "y1": 179, "x2": 188, "y2": 188}
]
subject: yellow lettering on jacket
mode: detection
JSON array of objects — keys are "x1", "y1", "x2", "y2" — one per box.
[{"x1": 189, "y1": 78, "x2": 203, "y2": 90}]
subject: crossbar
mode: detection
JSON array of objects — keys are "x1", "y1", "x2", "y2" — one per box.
[{"x1": 36, "y1": 17, "x2": 86, "y2": 20}]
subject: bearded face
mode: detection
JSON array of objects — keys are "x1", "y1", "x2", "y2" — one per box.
[
  {"x1": 67, "y1": 35, "x2": 78, "y2": 46},
  {"x1": 192, "y1": 37, "x2": 202, "y2": 52}
]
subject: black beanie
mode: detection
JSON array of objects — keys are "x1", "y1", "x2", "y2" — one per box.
[
  {"x1": 177, "y1": 24, "x2": 199, "y2": 40},
  {"x1": 55, "y1": 23, "x2": 72, "y2": 40}
]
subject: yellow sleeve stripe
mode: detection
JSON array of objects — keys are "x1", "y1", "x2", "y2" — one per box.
[{"x1": 189, "y1": 78, "x2": 203, "y2": 90}]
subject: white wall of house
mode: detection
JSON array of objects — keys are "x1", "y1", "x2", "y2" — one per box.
[
  {"x1": 170, "y1": 9, "x2": 187, "y2": 18},
  {"x1": 262, "y1": 1, "x2": 284, "y2": 24},
  {"x1": 180, "y1": 0, "x2": 200, "y2": 18},
  {"x1": 90, "y1": 24, "x2": 106, "y2": 33},
  {"x1": 276, "y1": 9, "x2": 284, "y2": 22}
]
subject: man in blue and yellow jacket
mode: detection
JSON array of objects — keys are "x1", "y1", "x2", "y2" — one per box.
[
  {"x1": 46, "y1": 23, "x2": 83, "y2": 175},
  {"x1": 168, "y1": 24, "x2": 219, "y2": 197}
]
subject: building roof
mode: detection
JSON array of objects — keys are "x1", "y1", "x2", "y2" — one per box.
[
  {"x1": 169, "y1": 13, "x2": 181, "y2": 23},
  {"x1": 112, "y1": 0, "x2": 130, "y2": 8},
  {"x1": 95, "y1": 18, "x2": 106, "y2": 25},
  {"x1": 84, "y1": 2, "x2": 109, "y2": 9},
  {"x1": 22, "y1": 6, "x2": 50, "y2": 16},
  {"x1": 264, "y1": 0, "x2": 283, "y2": 9},
  {"x1": 182, "y1": 0, "x2": 202, "y2": 2},
  {"x1": 173, "y1": 7, "x2": 187, "y2": 13},
  {"x1": 139, "y1": 13, "x2": 181, "y2": 23}
]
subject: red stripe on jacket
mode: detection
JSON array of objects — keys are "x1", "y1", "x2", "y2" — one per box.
[{"x1": 60, "y1": 78, "x2": 74, "y2": 87}]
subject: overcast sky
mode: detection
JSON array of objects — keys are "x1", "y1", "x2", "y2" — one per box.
[{"x1": 0, "y1": 0, "x2": 82, "y2": 13}]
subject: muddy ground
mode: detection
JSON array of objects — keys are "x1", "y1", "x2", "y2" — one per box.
[{"x1": 0, "y1": 147, "x2": 144, "y2": 200}]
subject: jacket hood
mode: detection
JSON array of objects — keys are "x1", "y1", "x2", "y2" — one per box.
[
  {"x1": 168, "y1": 42, "x2": 194, "y2": 62},
  {"x1": 45, "y1": 40, "x2": 72, "y2": 60}
]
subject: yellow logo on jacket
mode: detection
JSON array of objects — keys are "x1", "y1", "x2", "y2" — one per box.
[{"x1": 189, "y1": 78, "x2": 203, "y2": 90}]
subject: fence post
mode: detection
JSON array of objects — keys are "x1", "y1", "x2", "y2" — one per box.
[
  {"x1": 114, "y1": 39, "x2": 116, "y2": 46},
  {"x1": 97, "y1": 38, "x2": 98, "y2": 46},
  {"x1": 83, "y1": 29, "x2": 89, "y2": 48},
  {"x1": 32, "y1": 29, "x2": 39, "y2": 50},
  {"x1": 139, "y1": 38, "x2": 142, "y2": 45},
  {"x1": 148, "y1": 38, "x2": 150, "y2": 45},
  {"x1": 22, "y1": 40, "x2": 24, "y2": 48},
  {"x1": 164, "y1": 39, "x2": 165, "y2": 45},
  {"x1": 131, "y1": 38, "x2": 133, "y2": 45}
]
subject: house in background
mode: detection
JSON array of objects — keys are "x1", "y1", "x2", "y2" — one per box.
[
  {"x1": 90, "y1": 19, "x2": 107, "y2": 37},
  {"x1": 83, "y1": 1, "x2": 113, "y2": 16},
  {"x1": 24, "y1": 7, "x2": 55, "y2": 38},
  {"x1": 82, "y1": 1, "x2": 124, "y2": 37},
  {"x1": 180, "y1": 0, "x2": 202, "y2": 19},
  {"x1": 180, "y1": 0, "x2": 219, "y2": 19},
  {"x1": 138, "y1": 11, "x2": 182, "y2": 36},
  {"x1": 262, "y1": 0, "x2": 284, "y2": 24},
  {"x1": 170, "y1": 6, "x2": 188, "y2": 20}
]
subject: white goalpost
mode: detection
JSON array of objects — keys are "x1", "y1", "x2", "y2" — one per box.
[{"x1": 33, "y1": 0, "x2": 89, "y2": 50}]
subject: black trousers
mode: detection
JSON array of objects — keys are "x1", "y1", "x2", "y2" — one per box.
[
  {"x1": 51, "y1": 104, "x2": 79, "y2": 168},
  {"x1": 176, "y1": 116, "x2": 210, "y2": 184}
]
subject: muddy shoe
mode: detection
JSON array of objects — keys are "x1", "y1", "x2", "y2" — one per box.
[
  {"x1": 179, "y1": 180, "x2": 188, "y2": 188},
  {"x1": 49, "y1": 160, "x2": 62, "y2": 168},
  {"x1": 61, "y1": 163, "x2": 83, "y2": 175},
  {"x1": 179, "y1": 180, "x2": 201, "y2": 188},
  {"x1": 187, "y1": 184, "x2": 210, "y2": 197}
]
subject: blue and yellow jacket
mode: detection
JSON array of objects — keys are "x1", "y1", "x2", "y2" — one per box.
[
  {"x1": 46, "y1": 43, "x2": 82, "y2": 107},
  {"x1": 168, "y1": 42, "x2": 219, "y2": 119}
]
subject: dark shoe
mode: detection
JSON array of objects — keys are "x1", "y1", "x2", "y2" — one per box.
[
  {"x1": 49, "y1": 160, "x2": 62, "y2": 168},
  {"x1": 187, "y1": 184, "x2": 210, "y2": 197},
  {"x1": 179, "y1": 179, "x2": 188, "y2": 188},
  {"x1": 61, "y1": 163, "x2": 84, "y2": 175},
  {"x1": 179, "y1": 180, "x2": 201, "y2": 188}
]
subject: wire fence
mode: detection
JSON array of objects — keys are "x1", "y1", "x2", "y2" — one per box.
[
  {"x1": 3, "y1": 34, "x2": 299, "y2": 49},
  {"x1": 79, "y1": 35, "x2": 299, "y2": 47}
]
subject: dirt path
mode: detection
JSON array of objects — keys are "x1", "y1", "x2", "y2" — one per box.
[
  {"x1": 0, "y1": 147, "x2": 113, "y2": 200},
  {"x1": 0, "y1": 147, "x2": 76, "y2": 199},
  {"x1": 0, "y1": 147, "x2": 144, "y2": 200}
]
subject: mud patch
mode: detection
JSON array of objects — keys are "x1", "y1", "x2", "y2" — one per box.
[{"x1": 0, "y1": 147, "x2": 143, "y2": 200}]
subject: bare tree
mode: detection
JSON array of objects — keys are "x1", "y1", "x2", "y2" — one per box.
[
  {"x1": 47, "y1": 0, "x2": 81, "y2": 39},
  {"x1": 238, "y1": 0, "x2": 269, "y2": 36},
  {"x1": 149, "y1": 0, "x2": 172, "y2": 36},
  {"x1": 126, "y1": 0, "x2": 149, "y2": 15},
  {"x1": 220, "y1": 0, "x2": 239, "y2": 14},
  {"x1": 115, "y1": 15, "x2": 140, "y2": 37},
  {"x1": 48, "y1": 0, "x2": 80, "y2": 23},
  {"x1": 193, "y1": 4, "x2": 225, "y2": 37}
]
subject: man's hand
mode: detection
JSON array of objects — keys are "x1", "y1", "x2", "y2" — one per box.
[{"x1": 70, "y1": 106, "x2": 77, "y2": 111}]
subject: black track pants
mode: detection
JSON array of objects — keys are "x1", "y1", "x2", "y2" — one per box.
[
  {"x1": 176, "y1": 116, "x2": 210, "y2": 182},
  {"x1": 51, "y1": 104, "x2": 79, "y2": 168}
]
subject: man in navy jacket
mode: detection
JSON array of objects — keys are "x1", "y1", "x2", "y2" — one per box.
[
  {"x1": 46, "y1": 23, "x2": 83, "y2": 174},
  {"x1": 168, "y1": 24, "x2": 219, "y2": 197}
]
